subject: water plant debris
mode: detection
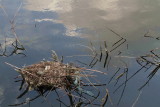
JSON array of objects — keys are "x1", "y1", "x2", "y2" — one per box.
[{"x1": 6, "y1": 51, "x2": 107, "y2": 107}]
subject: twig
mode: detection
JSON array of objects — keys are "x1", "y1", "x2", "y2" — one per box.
[
  {"x1": 131, "y1": 91, "x2": 142, "y2": 107},
  {"x1": 101, "y1": 89, "x2": 109, "y2": 107},
  {"x1": 108, "y1": 68, "x2": 121, "y2": 84},
  {"x1": 117, "y1": 68, "x2": 128, "y2": 105},
  {"x1": 113, "y1": 63, "x2": 149, "y2": 93},
  {"x1": 5, "y1": 62, "x2": 21, "y2": 71}
]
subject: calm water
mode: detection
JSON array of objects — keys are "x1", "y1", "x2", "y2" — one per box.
[{"x1": 0, "y1": 0, "x2": 160, "y2": 107}]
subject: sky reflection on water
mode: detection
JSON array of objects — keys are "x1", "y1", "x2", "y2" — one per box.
[{"x1": 0, "y1": 0, "x2": 160, "y2": 107}]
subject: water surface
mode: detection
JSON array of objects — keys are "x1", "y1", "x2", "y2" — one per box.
[{"x1": 0, "y1": 0, "x2": 160, "y2": 107}]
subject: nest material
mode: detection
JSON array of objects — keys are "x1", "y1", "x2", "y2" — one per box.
[
  {"x1": 6, "y1": 51, "x2": 108, "y2": 106},
  {"x1": 8, "y1": 61, "x2": 82, "y2": 91}
]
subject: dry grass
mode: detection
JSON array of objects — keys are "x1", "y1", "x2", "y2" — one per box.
[
  {"x1": 6, "y1": 51, "x2": 108, "y2": 107},
  {"x1": 17, "y1": 61, "x2": 82, "y2": 90}
]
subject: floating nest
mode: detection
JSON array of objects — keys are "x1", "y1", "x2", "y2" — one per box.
[
  {"x1": 6, "y1": 51, "x2": 107, "y2": 106},
  {"x1": 6, "y1": 61, "x2": 84, "y2": 93},
  {"x1": 20, "y1": 61, "x2": 81, "y2": 90},
  {"x1": 6, "y1": 61, "x2": 87, "y2": 106}
]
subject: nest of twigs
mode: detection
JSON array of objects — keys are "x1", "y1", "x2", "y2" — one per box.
[
  {"x1": 6, "y1": 51, "x2": 107, "y2": 106},
  {"x1": 6, "y1": 60, "x2": 84, "y2": 93},
  {"x1": 20, "y1": 61, "x2": 81, "y2": 90}
]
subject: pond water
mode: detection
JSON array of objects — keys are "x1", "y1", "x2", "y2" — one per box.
[{"x1": 0, "y1": 0, "x2": 160, "y2": 107}]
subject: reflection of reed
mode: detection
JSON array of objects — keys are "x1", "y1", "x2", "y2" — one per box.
[
  {"x1": 88, "y1": 28, "x2": 127, "y2": 70},
  {"x1": 144, "y1": 30, "x2": 160, "y2": 40},
  {"x1": 107, "y1": 28, "x2": 127, "y2": 52},
  {"x1": 138, "y1": 49, "x2": 160, "y2": 90},
  {"x1": 111, "y1": 48, "x2": 160, "y2": 105},
  {"x1": 0, "y1": 38, "x2": 25, "y2": 57},
  {"x1": 0, "y1": 3, "x2": 25, "y2": 57},
  {"x1": 72, "y1": 29, "x2": 129, "y2": 106}
]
